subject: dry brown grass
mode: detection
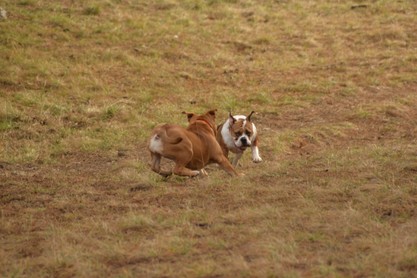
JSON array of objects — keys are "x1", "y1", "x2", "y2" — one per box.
[{"x1": 1, "y1": 0, "x2": 417, "y2": 277}]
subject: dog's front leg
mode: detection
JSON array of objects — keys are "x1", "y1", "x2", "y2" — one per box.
[
  {"x1": 232, "y1": 153, "x2": 243, "y2": 167},
  {"x1": 251, "y1": 137, "x2": 262, "y2": 163},
  {"x1": 251, "y1": 145, "x2": 262, "y2": 163},
  {"x1": 217, "y1": 156, "x2": 238, "y2": 176}
]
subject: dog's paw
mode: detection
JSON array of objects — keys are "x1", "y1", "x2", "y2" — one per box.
[
  {"x1": 190, "y1": 170, "x2": 201, "y2": 177},
  {"x1": 200, "y1": 169, "x2": 209, "y2": 176},
  {"x1": 253, "y1": 156, "x2": 263, "y2": 163}
]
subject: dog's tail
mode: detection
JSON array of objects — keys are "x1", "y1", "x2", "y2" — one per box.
[{"x1": 149, "y1": 126, "x2": 182, "y2": 154}]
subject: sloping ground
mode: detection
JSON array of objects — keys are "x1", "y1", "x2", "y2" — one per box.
[
  {"x1": 1, "y1": 86, "x2": 416, "y2": 277},
  {"x1": 1, "y1": 0, "x2": 417, "y2": 277}
]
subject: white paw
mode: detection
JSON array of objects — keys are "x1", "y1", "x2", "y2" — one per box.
[
  {"x1": 200, "y1": 169, "x2": 209, "y2": 176},
  {"x1": 191, "y1": 170, "x2": 200, "y2": 176},
  {"x1": 253, "y1": 156, "x2": 263, "y2": 163}
]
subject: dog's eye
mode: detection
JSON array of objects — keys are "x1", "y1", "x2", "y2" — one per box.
[
  {"x1": 236, "y1": 132, "x2": 242, "y2": 137},
  {"x1": 246, "y1": 131, "x2": 251, "y2": 137}
]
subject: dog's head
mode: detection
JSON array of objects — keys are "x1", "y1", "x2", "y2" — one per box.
[
  {"x1": 229, "y1": 111, "x2": 255, "y2": 151},
  {"x1": 182, "y1": 109, "x2": 217, "y2": 134}
]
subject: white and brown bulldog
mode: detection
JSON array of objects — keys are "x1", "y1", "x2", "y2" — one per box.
[
  {"x1": 148, "y1": 109, "x2": 238, "y2": 177},
  {"x1": 217, "y1": 111, "x2": 262, "y2": 166}
]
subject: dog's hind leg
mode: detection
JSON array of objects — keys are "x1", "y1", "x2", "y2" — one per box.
[
  {"x1": 200, "y1": 168, "x2": 209, "y2": 176},
  {"x1": 173, "y1": 150, "x2": 200, "y2": 177},
  {"x1": 173, "y1": 165, "x2": 200, "y2": 177},
  {"x1": 173, "y1": 146, "x2": 200, "y2": 177},
  {"x1": 150, "y1": 152, "x2": 172, "y2": 177}
]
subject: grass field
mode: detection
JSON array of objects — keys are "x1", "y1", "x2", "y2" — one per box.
[{"x1": 1, "y1": 0, "x2": 417, "y2": 277}]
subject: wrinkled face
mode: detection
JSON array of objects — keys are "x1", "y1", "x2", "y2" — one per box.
[{"x1": 230, "y1": 118, "x2": 254, "y2": 150}]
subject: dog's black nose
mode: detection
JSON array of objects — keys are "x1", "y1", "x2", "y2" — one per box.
[{"x1": 240, "y1": 137, "x2": 249, "y2": 146}]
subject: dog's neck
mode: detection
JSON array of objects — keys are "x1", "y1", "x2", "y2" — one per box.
[
  {"x1": 196, "y1": 118, "x2": 212, "y2": 127},
  {"x1": 188, "y1": 118, "x2": 216, "y2": 135}
]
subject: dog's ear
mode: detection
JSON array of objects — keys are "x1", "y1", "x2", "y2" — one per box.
[
  {"x1": 229, "y1": 112, "x2": 237, "y2": 123},
  {"x1": 207, "y1": 109, "x2": 217, "y2": 118},
  {"x1": 247, "y1": 111, "x2": 255, "y2": 122},
  {"x1": 182, "y1": 111, "x2": 194, "y2": 122}
]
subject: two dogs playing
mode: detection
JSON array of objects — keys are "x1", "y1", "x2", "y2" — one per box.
[{"x1": 148, "y1": 109, "x2": 262, "y2": 177}]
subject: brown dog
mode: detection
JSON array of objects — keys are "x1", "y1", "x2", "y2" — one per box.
[{"x1": 148, "y1": 109, "x2": 238, "y2": 177}]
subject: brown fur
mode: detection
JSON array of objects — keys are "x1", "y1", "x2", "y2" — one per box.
[{"x1": 148, "y1": 110, "x2": 238, "y2": 177}]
